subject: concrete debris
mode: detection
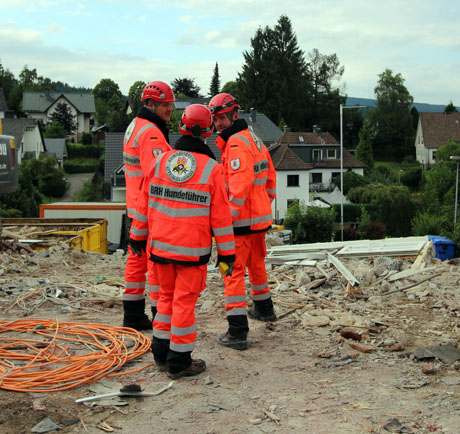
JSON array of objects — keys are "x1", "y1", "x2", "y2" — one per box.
[
  {"x1": 414, "y1": 344, "x2": 460, "y2": 365},
  {"x1": 31, "y1": 417, "x2": 60, "y2": 433}
]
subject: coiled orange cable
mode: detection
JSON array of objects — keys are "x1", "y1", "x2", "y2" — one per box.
[{"x1": 0, "y1": 319, "x2": 151, "y2": 392}]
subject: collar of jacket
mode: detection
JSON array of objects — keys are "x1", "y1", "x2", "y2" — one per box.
[
  {"x1": 217, "y1": 118, "x2": 248, "y2": 152},
  {"x1": 174, "y1": 135, "x2": 216, "y2": 160},
  {"x1": 137, "y1": 106, "x2": 170, "y2": 143}
]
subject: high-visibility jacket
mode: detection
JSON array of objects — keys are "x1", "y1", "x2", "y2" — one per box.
[
  {"x1": 131, "y1": 137, "x2": 236, "y2": 265},
  {"x1": 216, "y1": 121, "x2": 276, "y2": 234},
  {"x1": 123, "y1": 114, "x2": 171, "y2": 219}
]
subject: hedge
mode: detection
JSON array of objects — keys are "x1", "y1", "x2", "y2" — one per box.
[
  {"x1": 64, "y1": 158, "x2": 99, "y2": 174},
  {"x1": 67, "y1": 144, "x2": 103, "y2": 159}
]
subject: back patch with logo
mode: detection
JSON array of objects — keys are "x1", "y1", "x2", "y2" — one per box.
[{"x1": 166, "y1": 151, "x2": 197, "y2": 183}]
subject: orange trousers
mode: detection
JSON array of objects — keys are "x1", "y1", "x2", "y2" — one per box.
[
  {"x1": 224, "y1": 232, "x2": 271, "y2": 316},
  {"x1": 123, "y1": 247, "x2": 159, "y2": 307},
  {"x1": 152, "y1": 263, "x2": 206, "y2": 353}
]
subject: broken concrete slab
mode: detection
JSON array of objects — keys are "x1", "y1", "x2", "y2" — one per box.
[
  {"x1": 414, "y1": 344, "x2": 460, "y2": 364},
  {"x1": 327, "y1": 253, "x2": 360, "y2": 287},
  {"x1": 31, "y1": 417, "x2": 60, "y2": 433}
]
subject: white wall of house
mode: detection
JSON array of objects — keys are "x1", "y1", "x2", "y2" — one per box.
[
  {"x1": 309, "y1": 168, "x2": 364, "y2": 187},
  {"x1": 414, "y1": 119, "x2": 436, "y2": 166},
  {"x1": 19, "y1": 126, "x2": 44, "y2": 163},
  {"x1": 273, "y1": 170, "x2": 310, "y2": 221},
  {"x1": 0, "y1": 111, "x2": 5, "y2": 119},
  {"x1": 47, "y1": 97, "x2": 79, "y2": 130}
]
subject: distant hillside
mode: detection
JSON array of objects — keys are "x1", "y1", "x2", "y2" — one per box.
[{"x1": 346, "y1": 96, "x2": 446, "y2": 113}]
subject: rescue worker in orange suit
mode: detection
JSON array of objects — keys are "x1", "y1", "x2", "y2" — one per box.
[
  {"x1": 209, "y1": 92, "x2": 277, "y2": 350},
  {"x1": 129, "y1": 104, "x2": 235, "y2": 378},
  {"x1": 122, "y1": 81, "x2": 174, "y2": 330}
]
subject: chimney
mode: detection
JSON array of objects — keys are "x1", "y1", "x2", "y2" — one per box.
[{"x1": 312, "y1": 124, "x2": 321, "y2": 134}]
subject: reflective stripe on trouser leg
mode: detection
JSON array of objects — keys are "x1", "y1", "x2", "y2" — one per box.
[
  {"x1": 169, "y1": 264, "x2": 206, "y2": 352},
  {"x1": 146, "y1": 260, "x2": 159, "y2": 307},
  {"x1": 123, "y1": 246, "x2": 147, "y2": 301},
  {"x1": 223, "y1": 235, "x2": 251, "y2": 316},
  {"x1": 152, "y1": 263, "x2": 174, "y2": 340},
  {"x1": 248, "y1": 232, "x2": 271, "y2": 301}
]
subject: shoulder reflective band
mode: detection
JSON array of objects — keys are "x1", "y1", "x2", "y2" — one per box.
[
  {"x1": 234, "y1": 133, "x2": 251, "y2": 147},
  {"x1": 198, "y1": 158, "x2": 218, "y2": 184},
  {"x1": 154, "y1": 153, "x2": 166, "y2": 178},
  {"x1": 133, "y1": 124, "x2": 157, "y2": 148}
]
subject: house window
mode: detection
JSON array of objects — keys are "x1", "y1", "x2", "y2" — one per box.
[
  {"x1": 287, "y1": 199, "x2": 299, "y2": 209},
  {"x1": 432, "y1": 151, "x2": 437, "y2": 162},
  {"x1": 327, "y1": 149, "x2": 336, "y2": 159},
  {"x1": 311, "y1": 173, "x2": 322, "y2": 184},
  {"x1": 312, "y1": 149, "x2": 321, "y2": 161},
  {"x1": 287, "y1": 174, "x2": 299, "y2": 187}
]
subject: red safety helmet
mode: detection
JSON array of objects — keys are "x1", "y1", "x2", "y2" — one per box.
[
  {"x1": 141, "y1": 81, "x2": 175, "y2": 103},
  {"x1": 179, "y1": 104, "x2": 213, "y2": 138},
  {"x1": 208, "y1": 92, "x2": 239, "y2": 116}
]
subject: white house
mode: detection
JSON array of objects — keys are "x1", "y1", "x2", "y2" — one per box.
[
  {"x1": 415, "y1": 112, "x2": 460, "y2": 166},
  {"x1": 1, "y1": 118, "x2": 45, "y2": 164},
  {"x1": 22, "y1": 92, "x2": 96, "y2": 137},
  {"x1": 270, "y1": 131, "x2": 365, "y2": 221}
]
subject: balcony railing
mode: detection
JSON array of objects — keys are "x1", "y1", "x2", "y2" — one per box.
[{"x1": 309, "y1": 182, "x2": 336, "y2": 192}]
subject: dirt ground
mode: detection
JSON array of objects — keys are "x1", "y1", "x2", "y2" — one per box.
[{"x1": 1, "y1": 246, "x2": 460, "y2": 433}]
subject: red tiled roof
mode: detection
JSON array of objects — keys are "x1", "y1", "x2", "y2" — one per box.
[
  {"x1": 420, "y1": 112, "x2": 460, "y2": 149},
  {"x1": 270, "y1": 144, "x2": 312, "y2": 170},
  {"x1": 278, "y1": 131, "x2": 338, "y2": 145},
  {"x1": 270, "y1": 145, "x2": 365, "y2": 170}
]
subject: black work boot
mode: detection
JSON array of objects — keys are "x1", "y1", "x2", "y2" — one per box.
[
  {"x1": 151, "y1": 335, "x2": 169, "y2": 371},
  {"x1": 248, "y1": 298, "x2": 277, "y2": 322},
  {"x1": 167, "y1": 350, "x2": 206, "y2": 379},
  {"x1": 218, "y1": 315, "x2": 249, "y2": 350},
  {"x1": 122, "y1": 299, "x2": 152, "y2": 330}
]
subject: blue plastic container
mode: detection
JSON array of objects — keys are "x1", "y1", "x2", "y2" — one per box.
[{"x1": 428, "y1": 235, "x2": 456, "y2": 261}]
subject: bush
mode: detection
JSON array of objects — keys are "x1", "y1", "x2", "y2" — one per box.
[
  {"x1": 368, "y1": 164, "x2": 399, "y2": 184},
  {"x1": 44, "y1": 122, "x2": 66, "y2": 139},
  {"x1": 343, "y1": 171, "x2": 369, "y2": 195},
  {"x1": 284, "y1": 203, "x2": 336, "y2": 243},
  {"x1": 401, "y1": 166, "x2": 422, "y2": 190},
  {"x1": 39, "y1": 171, "x2": 68, "y2": 197},
  {"x1": 332, "y1": 203, "x2": 362, "y2": 223},
  {"x1": 348, "y1": 184, "x2": 416, "y2": 236},
  {"x1": 0, "y1": 206, "x2": 22, "y2": 217},
  {"x1": 64, "y1": 158, "x2": 99, "y2": 174},
  {"x1": 81, "y1": 132, "x2": 93, "y2": 145},
  {"x1": 357, "y1": 207, "x2": 386, "y2": 239},
  {"x1": 67, "y1": 144, "x2": 103, "y2": 159},
  {"x1": 412, "y1": 212, "x2": 450, "y2": 236}
]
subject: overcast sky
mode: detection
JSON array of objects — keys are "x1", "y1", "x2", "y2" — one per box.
[{"x1": 0, "y1": 0, "x2": 458, "y2": 105}]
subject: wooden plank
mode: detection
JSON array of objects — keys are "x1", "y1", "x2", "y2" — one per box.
[
  {"x1": 327, "y1": 253, "x2": 360, "y2": 287},
  {"x1": 388, "y1": 266, "x2": 437, "y2": 282}
]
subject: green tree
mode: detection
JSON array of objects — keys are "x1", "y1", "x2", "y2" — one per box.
[
  {"x1": 356, "y1": 118, "x2": 375, "y2": 172},
  {"x1": 93, "y1": 78, "x2": 126, "y2": 130},
  {"x1": 306, "y1": 48, "x2": 345, "y2": 135},
  {"x1": 221, "y1": 81, "x2": 241, "y2": 100},
  {"x1": 237, "y1": 15, "x2": 310, "y2": 129},
  {"x1": 209, "y1": 62, "x2": 220, "y2": 96},
  {"x1": 50, "y1": 102, "x2": 76, "y2": 134},
  {"x1": 171, "y1": 77, "x2": 201, "y2": 98},
  {"x1": 370, "y1": 69, "x2": 415, "y2": 160},
  {"x1": 128, "y1": 80, "x2": 146, "y2": 117},
  {"x1": 0, "y1": 61, "x2": 18, "y2": 108},
  {"x1": 444, "y1": 101, "x2": 458, "y2": 113},
  {"x1": 44, "y1": 121, "x2": 66, "y2": 138}
]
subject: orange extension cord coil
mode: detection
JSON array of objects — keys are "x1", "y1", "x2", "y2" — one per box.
[{"x1": 0, "y1": 319, "x2": 151, "y2": 392}]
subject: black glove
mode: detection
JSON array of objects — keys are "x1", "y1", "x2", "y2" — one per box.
[{"x1": 128, "y1": 238, "x2": 147, "y2": 256}]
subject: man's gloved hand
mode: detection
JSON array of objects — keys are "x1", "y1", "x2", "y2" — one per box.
[
  {"x1": 128, "y1": 238, "x2": 147, "y2": 256},
  {"x1": 217, "y1": 256, "x2": 235, "y2": 277}
]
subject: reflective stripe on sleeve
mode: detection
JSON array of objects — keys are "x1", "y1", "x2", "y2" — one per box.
[
  {"x1": 230, "y1": 196, "x2": 245, "y2": 206},
  {"x1": 123, "y1": 153, "x2": 140, "y2": 165},
  {"x1": 130, "y1": 227, "x2": 148, "y2": 237},
  {"x1": 132, "y1": 210, "x2": 148, "y2": 222},
  {"x1": 213, "y1": 225, "x2": 234, "y2": 236},
  {"x1": 125, "y1": 168, "x2": 143, "y2": 177},
  {"x1": 217, "y1": 241, "x2": 235, "y2": 251},
  {"x1": 233, "y1": 213, "x2": 272, "y2": 227}
]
